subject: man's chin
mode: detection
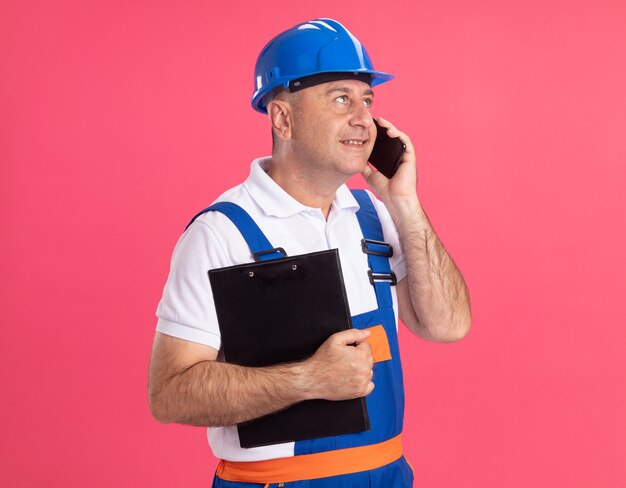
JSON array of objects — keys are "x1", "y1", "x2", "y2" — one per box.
[{"x1": 345, "y1": 158, "x2": 370, "y2": 175}]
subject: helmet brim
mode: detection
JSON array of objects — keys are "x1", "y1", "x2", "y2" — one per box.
[{"x1": 252, "y1": 69, "x2": 394, "y2": 114}]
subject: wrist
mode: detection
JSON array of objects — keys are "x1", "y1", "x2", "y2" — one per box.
[
  {"x1": 387, "y1": 196, "x2": 429, "y2": 231},
  {"x1": 284, "y1": 361, "x2": 318, "y2": 402}
]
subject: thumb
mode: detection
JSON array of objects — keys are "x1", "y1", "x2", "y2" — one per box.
[
  {"x1": 362, "y1": 163, "x2": 388, "y2": 192},
  {"x1": 334, "y1": 328, "x2": 371, "y2": 345}
]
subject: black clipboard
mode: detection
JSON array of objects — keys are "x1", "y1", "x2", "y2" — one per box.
[{"x1": 208, "y1": 249, "x2": 370, "y2": 448}]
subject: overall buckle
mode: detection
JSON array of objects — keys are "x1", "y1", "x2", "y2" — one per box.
[
  {"x1": 253, "y1": 247, "x2": 287, "y2": 262},
  {"x1": 368, "y1": 269, "x2": 397, "y2": 286},
  {"x1": 361, "y1": 238, "x2": 394, "y2": 258}
]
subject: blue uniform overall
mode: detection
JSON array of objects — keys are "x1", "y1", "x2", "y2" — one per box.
[{"x1": 189, "y1": 190, "x2": 413, "y2": 487}]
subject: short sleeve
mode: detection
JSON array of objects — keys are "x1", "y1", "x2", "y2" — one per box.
[{"x1": 155, "y1": 220, "x2": 229, "y2": 350}]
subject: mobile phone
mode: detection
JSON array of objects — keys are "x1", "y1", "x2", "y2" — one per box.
[{"x1": 368, "y1": 119, "x2": 406, "y2": 179}]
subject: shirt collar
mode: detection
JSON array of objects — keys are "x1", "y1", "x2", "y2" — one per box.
[{"x1": 243, "y1": 157, "x2": 360, "y2": 218}]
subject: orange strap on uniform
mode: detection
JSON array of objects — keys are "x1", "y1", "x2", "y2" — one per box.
[{"x1": 216, "y1": 434, "x2": 403, "y2": 484}]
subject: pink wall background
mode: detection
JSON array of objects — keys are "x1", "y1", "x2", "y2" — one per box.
[{"x1": 2, "y1": 1, "x2": 625, "y2": 486}]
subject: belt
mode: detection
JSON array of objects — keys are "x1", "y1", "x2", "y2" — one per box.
[{"x1": 216, "y1": 434, "x2": 403, "y2": 484}]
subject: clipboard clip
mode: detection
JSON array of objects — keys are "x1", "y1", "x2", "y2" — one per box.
[
  {"x1": 253, "y1": 247, "x2": 287, "y2": 262},
  {"x1": 361, "y1": 238, "x2": 393, "y2": 258}
]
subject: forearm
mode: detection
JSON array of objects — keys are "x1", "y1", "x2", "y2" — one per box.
[
  {"x1": 392, "y1": 197, "x2": 472, "y2": 341},
  {"x1": 361, "y1": 118, "x2": 471, "y2": 341},
  {"x1": 148, "y1": 328, "x2": 374, "y2": 427},
  {"x1": 151, "y1": 359, "x2": 308, "y2": 427}
]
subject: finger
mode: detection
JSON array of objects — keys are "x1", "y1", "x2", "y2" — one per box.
[
  {"x1": 361, "y1": 163, "x2": 390, "y2": 186},
  {"x1": 376, "y1": 116, "x2": 396, "y2": 131},
  {"x1": 376, "y1": 116, "x2": 412, "y2": 142},
  {"x1": 362, "y1": 164, "x2": 373, "y2": 179},
  {"x1": 355, "y1": 341, "x2": 372, "y2": 354}
]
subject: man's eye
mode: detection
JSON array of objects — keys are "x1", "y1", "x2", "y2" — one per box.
[
  {"x1": 336, "y1": 95, "x2": 349, "y2": 104},
  {"x1": 363, "y1": 98, "x2": 373, "y2": 108}
]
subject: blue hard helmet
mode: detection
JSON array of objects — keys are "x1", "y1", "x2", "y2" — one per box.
[{"x1": 251, "y1": 18, "x2": 394, "y2": 113}]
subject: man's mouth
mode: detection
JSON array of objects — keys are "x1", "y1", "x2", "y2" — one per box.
[{"x1": 340, "y1": 139, "x2": 367, "y2": 146}]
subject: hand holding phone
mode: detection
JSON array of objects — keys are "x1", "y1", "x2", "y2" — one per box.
[{"x1": 368, "y1": 119, "x2": 406, "y2": 179}]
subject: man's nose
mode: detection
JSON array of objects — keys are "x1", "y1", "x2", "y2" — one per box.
[{"x1": 349, "y1": 103, "x2": 374, "y2": 129}]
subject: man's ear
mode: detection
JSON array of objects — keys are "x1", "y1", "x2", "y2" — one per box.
[{"x1": 267, "y1": 99, "x2": 293, "y2": 140}]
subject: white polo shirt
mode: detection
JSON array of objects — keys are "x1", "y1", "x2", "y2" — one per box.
[{"x1": 156, "y1": 157, "x2": 407, "y2": 461}]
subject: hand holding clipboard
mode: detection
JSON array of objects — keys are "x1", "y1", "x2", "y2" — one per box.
[{"x1": 209, "y1": 249, "x2": 371, "y2": 448}]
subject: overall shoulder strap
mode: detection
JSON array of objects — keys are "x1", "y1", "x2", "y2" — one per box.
[
  {"x1": 351, "y1": 190, "x2": 386, "y2": 242},
  {"x1": 185, "y1": 202, "x2": 286, "y2": 262},
  {"x1": 351, "y1": 189, "x2": 395, "y2": 309}
]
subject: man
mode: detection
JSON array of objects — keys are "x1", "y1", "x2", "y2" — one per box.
[{"x1": 149, "y1": 18, "x2": 471, "y2": 487}]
